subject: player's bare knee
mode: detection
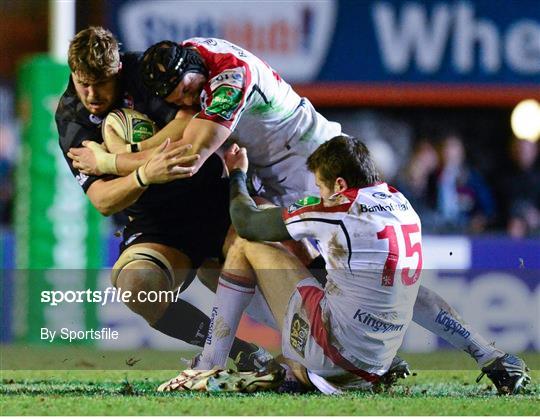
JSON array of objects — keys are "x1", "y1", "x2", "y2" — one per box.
[
  {"x1": 115, "y1": 260, "x2": 172, "y2": 324},
  {"x1": 116, "y1": 260, "x2": 171, "y2": 294},
  {"x1": 221, "y1": 226, "x2": 238, "y2": 257},
  {"x1": 112, "y1": 246, "x2": 176, "y2": 324},
  {"x1": 227, "y1": 235, "x2": 249, "y2": 252}
]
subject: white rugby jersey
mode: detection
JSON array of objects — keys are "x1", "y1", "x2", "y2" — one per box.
[
  {"x1": 283, "y1": 183, "x2": 423, "y2": 370},
  {"x1": 184, "y1": 37, "x2": 341, "y2": 167}
]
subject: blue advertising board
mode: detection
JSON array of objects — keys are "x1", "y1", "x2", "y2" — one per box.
[
  {"x1": 107, "y1": 0, "x2": 540, "y2": 105},
  {"x1": 324, "y1": 0, "x2": 540, "y2": 84}
]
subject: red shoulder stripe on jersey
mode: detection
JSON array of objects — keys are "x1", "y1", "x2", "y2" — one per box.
[
  {"x1": 283, "y1": 200, "x2": 353, "y2": 221},
  {"x1": 187, "y1": 42, "x2": 252, "y2": 130},
  {"x1": 297, "y1": 285, "x2": 380, "y2": 382},
  {"x1": 283, "y1": 189, "x2": 359, "y2": 221}
]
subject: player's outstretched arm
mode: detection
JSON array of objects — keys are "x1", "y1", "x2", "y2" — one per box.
[
  {"x1": 110, "y1": 108, "x2": 196, "y2": 154},
  {"x1": 134, "y1": 108, "x2": 196, "y2": 152},
  {"x1": 71, "y1": 129, "x2": 194, "y2": 178},
  {"x1": 176, "y1": 118, "x2": 231, "y2": 174},
  {"x1": 224, "y1": 144, "x2": 291, "y2": 242},
  {"x1": 229, "y1": 169, "x2": 291, "y2": 242}
]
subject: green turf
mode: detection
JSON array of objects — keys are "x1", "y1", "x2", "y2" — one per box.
[{"x1": 1, "y1": 349, "x2": 539, "y2": 415}]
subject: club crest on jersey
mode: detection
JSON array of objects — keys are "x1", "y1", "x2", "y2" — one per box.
[
  {"x1": 210, "y1": 68, "x2": 245, "y2": 90},
  {"x1": 287, "y1": 196, "x2": 321, "y2": 213},
  {"x1": 289, "y1": 313, "x2": 309, "y2": 357},
  {"x1": 205, "y1": 85, "x2": 243, "y2": 120}
]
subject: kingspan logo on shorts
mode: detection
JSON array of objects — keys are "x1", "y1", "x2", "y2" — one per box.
[
  {"x1": 353, "y1": 309, "x2": 404, "y2": 333},
  {"x1": 435, "y1": 309, "x2": 471, "y2": 338}
]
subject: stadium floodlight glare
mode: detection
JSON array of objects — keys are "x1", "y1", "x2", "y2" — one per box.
[{"x1": 511, "y1": 99, "x2": 540, "y2": 142}]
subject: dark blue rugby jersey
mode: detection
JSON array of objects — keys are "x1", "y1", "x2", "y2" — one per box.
[{"x1": 55, "y1": 52, "x2": 230, "y2": 225}]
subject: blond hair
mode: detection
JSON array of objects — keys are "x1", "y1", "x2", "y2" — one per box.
[{"x1": 68, "y1": 26, "x2": 120, "y2": 80}]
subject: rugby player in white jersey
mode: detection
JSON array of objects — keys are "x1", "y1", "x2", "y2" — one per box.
[
  {"x1": 159, "y1": 137, "x2": 530, "y2": 394},
  {"x1": 139, "y1": 37, "x2": 341, "y2": 207}
]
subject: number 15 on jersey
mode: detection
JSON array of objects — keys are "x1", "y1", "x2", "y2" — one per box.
[{"x1": 377, "y1": 223, "x2": 423, "y2": 287}]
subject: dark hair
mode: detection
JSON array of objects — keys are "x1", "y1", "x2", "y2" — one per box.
[
  {"x1": 68, "y1": 26, "x2": 120, "y2": 80},
  {"x1": 307, "y1": 135, "x2": 380, "y2": 188}
]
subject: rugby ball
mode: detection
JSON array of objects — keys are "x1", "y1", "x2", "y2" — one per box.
[{"x1": 102, "y1": 108, "x2": 156, "y2": 145}]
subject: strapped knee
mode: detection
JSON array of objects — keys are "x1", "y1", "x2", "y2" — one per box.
[{"x1": 111, "y1": 246, "x2": 174, "y2": 288}]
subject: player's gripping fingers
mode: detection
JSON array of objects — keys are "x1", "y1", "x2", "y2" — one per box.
[
  {"x1": 238, "y1": 147, "x2": 247, "y2": 158},
  {"x1": 149, "y1": 138, "x2": 171, "y2": 157},
  {"x1": 169, "y1": 171, "x2": 195, "y2": 180},
  {"x1": 226, "y1": 146, "x2": 248, "y2": 173},
  {"x1": 169, "y1": 164, "x2": 196, "y2": 176},
  {"x1": 168, "y1": 154, "x2": 200, "y2": 170},
  {"x1": 225, "y1": 143, "x2": 240, "y2": 156}
]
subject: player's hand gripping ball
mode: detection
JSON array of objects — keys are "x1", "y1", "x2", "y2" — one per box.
[{"x1": 102, "y1": 108, "x2": 156, "y2": 153}]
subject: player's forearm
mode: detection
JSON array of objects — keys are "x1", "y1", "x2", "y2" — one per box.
[
  {"x1": 116, "y1": 114, "x2": 196, "y2": 175},
  {"x1": 137, "y1": 116, "x2": 191, "y2": 152},
  {"x1": 86, "y1": 173, "x2": 146, "y2": 216},
  {"x1": 180, "y1": 118, "x2": 231, "y2": 172},
  {"x1": 229, "y1": 169, "x2": 291, "y2": 242},
  {"x1": 115, "y1": 151, "x2": 152, "y2": 176}
]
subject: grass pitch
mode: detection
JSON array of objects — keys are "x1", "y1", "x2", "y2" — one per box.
[{"x1": 1, "y1": 347, "x2": 539, "y2": 416}]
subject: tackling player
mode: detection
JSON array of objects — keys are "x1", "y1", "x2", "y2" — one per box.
[
  {"x1": 139, "y1": 37, "x2": 342, "y2": 206},
  {"x1": 161, "y1": 137, "x2": 531, "y2": 395},
  {"x1": 55, "y1": 26, "x2": 273, "y2": 370}
]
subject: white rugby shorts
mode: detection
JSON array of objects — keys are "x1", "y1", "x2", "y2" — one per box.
[{"x1": 281, "y1": 278, "x2": 383, "y2": 390}]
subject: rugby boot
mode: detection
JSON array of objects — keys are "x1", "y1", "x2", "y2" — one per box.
[
  {"x1": 234, "y1": 344, "x2": 282, "y2": 373},
  {"x1": 375, "y1": 355, "x2": 411, "y2": 390},
  {"x1": 157, "y1": 368, "x2": 285, "y2": 393},
  {"x1": 476, "y1": 353, "x2": 531, "y2": 395},
  {"x1": 189, "y1": 344, "x2": 281, "y2": 373}
]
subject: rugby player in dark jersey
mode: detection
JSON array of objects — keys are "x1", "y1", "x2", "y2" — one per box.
[{"x1": 55, "y1": 26, "x2": 273, "y2": 370}]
